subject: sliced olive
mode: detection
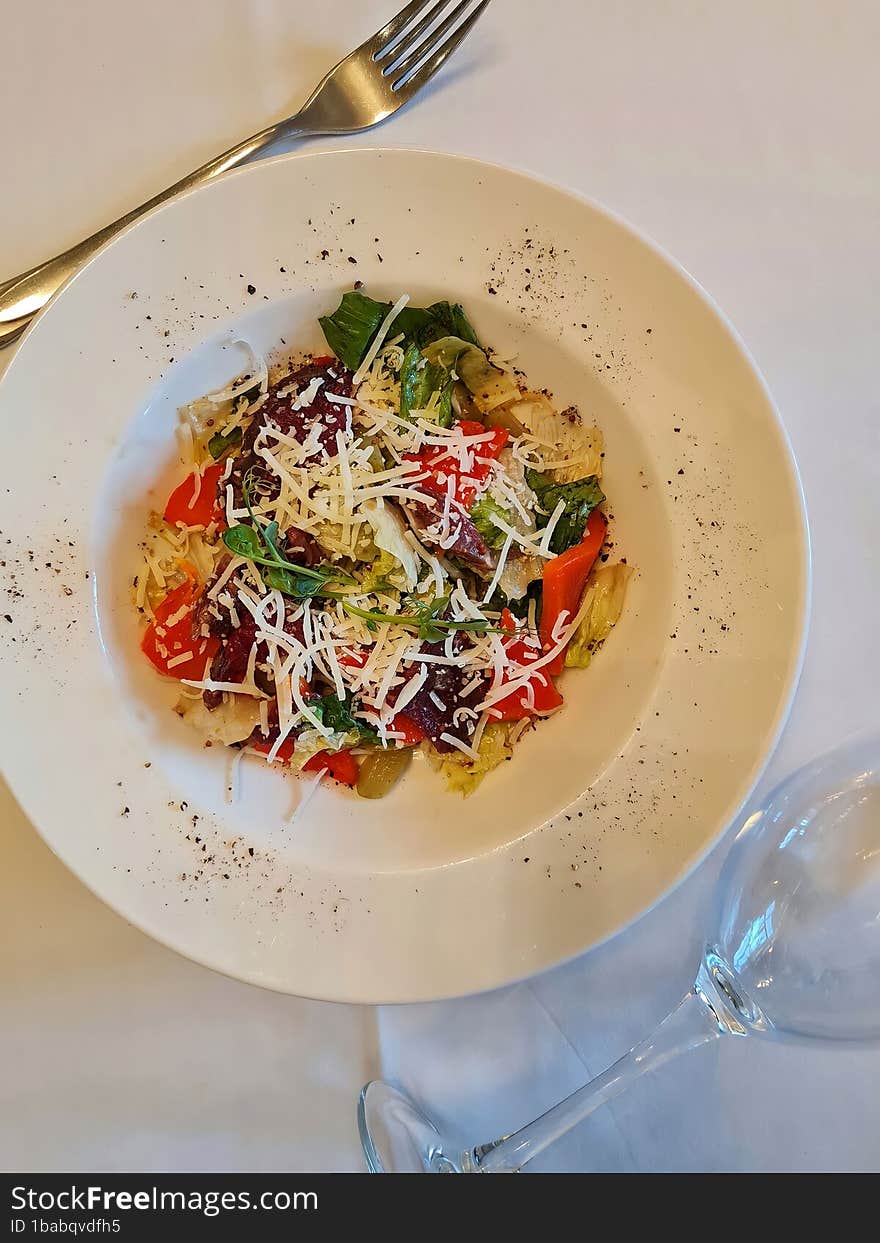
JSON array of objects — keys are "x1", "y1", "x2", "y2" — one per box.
[{"x1": 356, "y1": 747, "x2": 413, "y2": 799}]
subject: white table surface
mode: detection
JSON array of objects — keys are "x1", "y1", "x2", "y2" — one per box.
[{"x1": 2, "y1": 0, "x2": 878, "y2": 1173}]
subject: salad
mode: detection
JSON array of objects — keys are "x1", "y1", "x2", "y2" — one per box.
[{"x1": 135, "y1": 291, "x2": 632, "y2": 803}]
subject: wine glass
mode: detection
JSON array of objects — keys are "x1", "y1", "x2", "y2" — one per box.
[{"x1": 358, "y1": 734, "x2": 880, "y2": 1172}]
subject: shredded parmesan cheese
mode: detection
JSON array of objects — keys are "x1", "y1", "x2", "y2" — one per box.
[
  {"x1": 352, "y1": 294, "x2": 410, "y2": 386},
  {"x1": 138, "y1": 297, "x2": 623, "y2": 808}
]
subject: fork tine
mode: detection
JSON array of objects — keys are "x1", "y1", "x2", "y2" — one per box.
[
  {"x1": 367, "y1": 0, "x2": 436, "y2": 60},
  {"x1": 382, "y1": 0, "x2": 469, "y2": 75},
  {"x1": 376, "y1": 0, "x2": 451, "y2": 64},
  {"x1": 391, "y1": 0, "x2": 491, "y2": 91}
]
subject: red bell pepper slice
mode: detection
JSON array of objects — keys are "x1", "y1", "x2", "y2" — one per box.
[
  {"x1": 141, "y1": 578, "x2": 218, "y2": 680},
  {"x1": 251, "y1": 737, "x2": 296, "y2": 764},
  {"x1": 163, "y1": 462, "x2": 225, "y2": 527},
  {"x1": 491, "y1": 636, "x2": 564, "y2": 721},
  {"x1": 303, "y1": 749, "x2": 359, "y2": 786},
  {"x1": 485, "y1": 609, "x2": 564, "y2": 721},
  {"x1": 404, "y1": 422, "x2": 508, "y2": 510},
  {"x1": 390, "y1": 712, "x2": 427, "y2": 746},
  {"x1": 539, "y1": 510, "x2": 608, "y2": 676}
]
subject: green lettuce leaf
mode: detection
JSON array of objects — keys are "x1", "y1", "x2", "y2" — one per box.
[
  {"x1": 289, "y1": 727, "x2": 363, "y2": 773},
  {"x1": 564, "y1": 564, "x2": 632, "y2": 668},
  {"x1": 470, "y1": 496, "x2": 513, "y2": 549},
  {"x1": 361, "y1": 498, "x2": 420, "y2": 589},
  {"x1": 423, "y1": 721, "x2": 518, "y2": 796},
  {"x1": 506, "y1": 392, "x2": 605, "y2": 483},
  {"x1": 525, "y1": 469, "x2": 605, "y2": 555},
  {"x1": 359, "y1": 548, "x2": 400, "y2": 593},
  {"x1": 422, "y1": 337, "x2": 518, "y2": 412}
]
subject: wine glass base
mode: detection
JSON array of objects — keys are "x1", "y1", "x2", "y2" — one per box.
[{"x1": 358, "y1": 1081, "x2": 469, "y2": 1173}]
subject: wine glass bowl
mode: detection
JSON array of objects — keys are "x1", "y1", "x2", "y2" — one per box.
[
  {"x1": 359, "y1": 734, "x2": 880, "y2": 1171},
  {"x1": 706, "y1": 736, "x2": 880, "y2": 1043}
]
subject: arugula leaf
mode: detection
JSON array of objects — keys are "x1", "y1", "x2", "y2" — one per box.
[
  {"x1": 231, "y1": 470, "x2": 356, "y2": 584},
  {"x1": 311, "y1": 693, "x2": 378, "y2": 744},
  {"x1": 207, "y1": 425, "x2": 242, "y2": 460},
  {"x1": 222, "y1": 524, "x2": 264, "y2": 559},
  {"x1": 263, "y1": 566, "x2": 326, "y2": 598},
  {"x1": 341, "y1": 596, "x2": 500, "y2": 643},
  {"x1": 399, "y1": 343, "x2": 455, "y2": 425},
  {"x1": 261, "y1": 520, "x2": 285, "y2": 567},
  {"x1": 470, "y1": 497, "x2": 513, "y2": 550},
  {"x1": 525, "y1": 469, "x2": 605, "y2": 555},
  {"x1": 319, "y1": 292, "x2": 482, "y2": 370},
  {"x1": 221, "y1": 524, "x2": 351, "y2": 589},
  {"x1": 318, "y1": 291, "x2": 390, "y2": 370}
]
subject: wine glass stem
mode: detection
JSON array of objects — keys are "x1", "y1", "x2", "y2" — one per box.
[{"x1": 472, "y1": 989, "x2": 724, "y2": 1173}]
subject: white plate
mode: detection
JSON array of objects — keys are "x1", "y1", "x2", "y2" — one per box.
[{"x1": 0, "y1": 149, "x2": 808, "y2": 1002}]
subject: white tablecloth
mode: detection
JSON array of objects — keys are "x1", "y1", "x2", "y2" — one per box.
[{"x1": 2, "y1": 0, "x2": 878, "y2": 1172}]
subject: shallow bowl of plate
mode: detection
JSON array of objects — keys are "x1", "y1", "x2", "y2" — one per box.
[{"x1": 0, "y1": 149, "x2": 809, "y2": 1002}]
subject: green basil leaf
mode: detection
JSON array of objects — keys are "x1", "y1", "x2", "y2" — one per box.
[
  {"x1": 442, "y1": 302, "x2": 480, "y2": 346},
  {"x1": 318, "y1": 291, "x2": 391, "y2": 370},
  {"x1": 485, "y1": 579, "x2": 542, "y2": 621},
  {"x1": 311, "y1": 693, "x2": 379, "y2": 744},
  {"x1": 320, "y1": 291, "x2": 482, "y2": 372},
  {"x1": 396, "y1": 301, "x2": 480, "y2": 348},
  {"x1": 525, "y1": 469, "x2": 605, "y2": 555}
]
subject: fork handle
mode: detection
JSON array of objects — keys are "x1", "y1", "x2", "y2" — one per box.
[{"x1": 0, "y1": 116, "x2": 307, "y2": 348}]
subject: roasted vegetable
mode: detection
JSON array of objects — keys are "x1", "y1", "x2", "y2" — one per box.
[{"x1": 564, "y1": 564, "x2": 633, "y2": 668}]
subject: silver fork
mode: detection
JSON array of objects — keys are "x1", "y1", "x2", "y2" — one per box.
[{"x1": 0, "y1": 0, "x2": 490, "y2": 348}]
